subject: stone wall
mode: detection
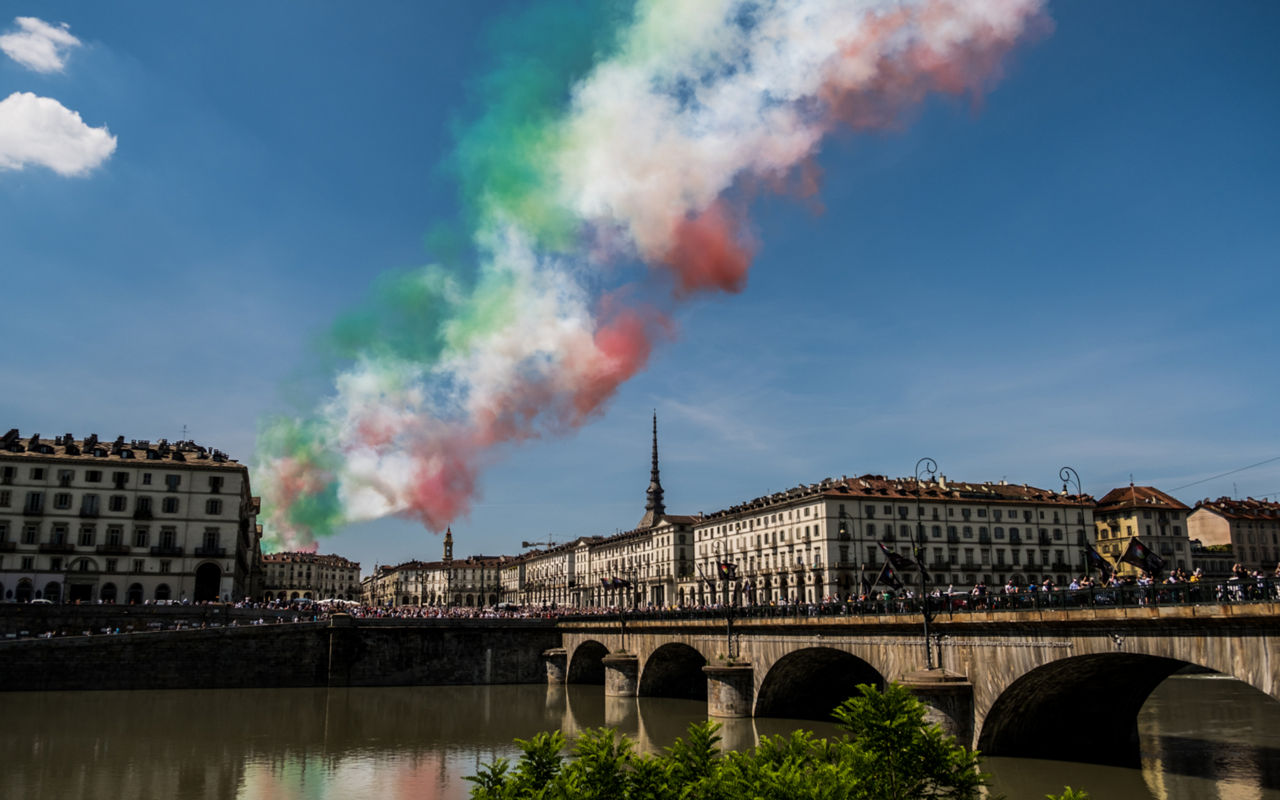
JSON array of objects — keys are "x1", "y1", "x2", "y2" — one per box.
[
  {"x1": 0, "y1": 616, "x2": 560, "y2": 692},
  {"x1": 0, "y1": 603, "x2": 299, "y2": 636}
]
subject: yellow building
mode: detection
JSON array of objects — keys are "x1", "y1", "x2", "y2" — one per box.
[{"x1": 1094, "y1": 484, "x2": 1191, "y2": 576}]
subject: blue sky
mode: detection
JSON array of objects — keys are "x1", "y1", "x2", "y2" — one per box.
[{"x1": 2, "y1": 1, "x2": 1277, "y2": 571}]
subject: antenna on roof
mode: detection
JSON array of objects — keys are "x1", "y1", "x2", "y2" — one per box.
[{"x1": 181, "y1": 424, "x2": 190, "y2": 441}]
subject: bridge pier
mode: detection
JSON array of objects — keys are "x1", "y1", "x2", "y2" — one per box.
[
  {"x1": 542, "y1": 647, "x2": 568, "y2": 684},
  {"x1": 602, "y1": 653, "x2": 639, "y2": 697},
  {"x1": 703, "y1": 664, "x2": 754, "y2": 718},
  {"x1": 899, "y1": 668, "x2": 974, "y2": 746}
]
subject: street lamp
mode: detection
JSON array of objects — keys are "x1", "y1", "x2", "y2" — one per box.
[
  {"x1": 1060, "y1": 466, "x2": 1085, "y2": 576},
  {"x1": 915, "y1": 457, "x2": 938, "y2": 670}
]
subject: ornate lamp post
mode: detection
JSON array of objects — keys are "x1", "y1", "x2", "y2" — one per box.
[
  {"x1": 1060, "y1": 466, "x2": 1086, "y2": 576},
  {"x1": 915, "y1": 457, "x2": 938, "y2": 670}
]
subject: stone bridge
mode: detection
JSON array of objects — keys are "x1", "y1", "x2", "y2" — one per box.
[{"x1": 550, "y1": 603, "x2": 1280, "y2": 766}]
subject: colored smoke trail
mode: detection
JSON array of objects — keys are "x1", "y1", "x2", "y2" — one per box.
[{"x1": 257, "y1": 0, "x2": 1048, "y2": 551}]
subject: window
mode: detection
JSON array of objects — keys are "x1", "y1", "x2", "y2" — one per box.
[
  {"x1": 50, "y1": 557, "x2": 62, "y2": 571},
  {"x1": 85, "y1": 470, "x2": 102, "y2": 483},
  {"x1": 112, "y1": 471, "x2": 129, "y2": 487},
  {"x1": 0, "y1": 489, "x2": 8, "y2": 507},
  {"x1": 132, "y1": 559, "x2": 144, "y2": 572},
  {"x1": 209, "y1": 476, "x2": 223, "y2": 494},
  {"x1": 109, "y1": 495, "x2": 127, "y2": 512},
  {"x1": 205, "y1": 498, "x2": 222, "y2": 515},
  {"x1": 160, "y1": 528, "x2": 176, "y2": 548},
  {"x1": 80, "y1": 494, "x2": 100, "y2": 516},
  {"x1": 133, "y1": 528, "x2": 149, "y2": 548},
  {"x1": 53, "y1": 493, "x2": 72, "y2": 510},
  {"x1": 161, "y1": 497, "x2": 179, "y2": 514},
  {"x1": 78, "y1": 526, "x2": 95, "y2": 546},
  {"x1": 142, "y1": 473, "x2": 152, "y2": 485},
  {"x1": 159, "y1": 560, "x2": 171, "y2": 574},
  {"x1": 0, "y1": 522, "x2": 6, "y2": 542},
  {"x1": 24, "y1": 491, "x2": 44, "y2": 514},
  {"x1": 105, "y1": 558, "x2": 117, "y2": 572},
  {"x1": 107, "y1": 526, "x2": 122, "y2": 546},
  {"x1": 136, "y1": 496, "x2": 152, "y2": 516},
  {"x1": 165, "y1": 474, "x2": 181, "y2": 491},
  {"x1": 203, "y1": 529, "x2": 220, "y2": 549},
  {"x1": 21, "y1": 556, "x2": 34, "y2": 570},
  {"x1": 22, "y1": 525, "x2": 38, "y2": 544},
  {"x1": 57, "y1": 469, "x2": 74, "y2": 486},
  {"x1": 0, "y1": 466, "x2": 12, "y2": 484},
  {"x1": 30, "y1": 467, "x2": 45, "y2": 480}
]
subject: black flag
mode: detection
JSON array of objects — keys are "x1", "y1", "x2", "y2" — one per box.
[
  {"x1": 875, "y1": 562, "x2": 903, "y2": 591},
  {"x1": 717, "y1": 562, "x2": 738, "y2": 581},
  {"x1": 1119, "y1": 537, "x2": 1165, "y2": 576},
  {"x1": 879, "y1": 542, "x2": 917, "y2": 572},
  {"x1": 1084, "y1": 542, "x2": 1114, "y2": 580}
]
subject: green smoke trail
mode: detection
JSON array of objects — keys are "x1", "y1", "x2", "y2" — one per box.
[{"x1": 449, "y1": 0, "x2": 630, "y2": 250}]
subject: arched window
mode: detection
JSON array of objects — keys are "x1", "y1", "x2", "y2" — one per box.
[
  {"x1": 127, "y1": 583, "x2": 143, "y2": 604},
  {"x1": 154, "y1": 583, "x2": 171, "y2": 601},
  {"x1": 100, "y1": 582, "x2": 118, "y2": 603},
  {"x1": 44, "y1": 581, "x2": 61, "y2": 603}
]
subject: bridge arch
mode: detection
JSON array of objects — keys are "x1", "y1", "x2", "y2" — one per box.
[
  {"x1": 568, "y1": 640, "x2": 609, "y2": 685},
  {"x1": 639, "y1": 643, "x2": 707, "y2": 700},
  {"x1": 979, "y1": 654, "x2": 1223, "y2": 766},
  {"x1": 755, "y1": 646, "x2": 884, "y2": 722}
]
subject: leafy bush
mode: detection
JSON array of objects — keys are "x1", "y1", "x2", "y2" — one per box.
[{"x1": 467, "y1": 683, "x2": 1002, "y2": 800}]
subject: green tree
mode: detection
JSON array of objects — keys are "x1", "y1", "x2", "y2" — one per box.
[{"x1": 467, "y1": 683, "x2": 1048, "y2": 800}]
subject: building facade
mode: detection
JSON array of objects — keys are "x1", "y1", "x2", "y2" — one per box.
[
  {"x1": 1188, "y1": 497, "x2": 1280, "y2": 572},
  {"x1": 1094, "y1": 484, "x2": 1191, "y2": 576},
  {"x1": 684, "y1": 473, "x2": 1096, "y2": 604},
  {"x1": 0, "y1": 429, "x2": 261, "y2": 604},
  {"x1": 361, "y1": 530, "x2": 508, "y2": 607},
  {"x1": 261, "y1": 552, "x2": 361, "y2": 601}
]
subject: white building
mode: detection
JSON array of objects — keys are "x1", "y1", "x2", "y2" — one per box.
[
  {"x1": 0, "y1": 429, "x2": 261, "y2": 603},
  {"x1": 686, "y1": 473, "x2": 1096, "y2": 604},
  {"x1": 261, "y1": 552, "x2": 361, "y2": 601}
]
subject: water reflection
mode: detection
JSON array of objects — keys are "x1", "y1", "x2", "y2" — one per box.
[{"x1": 2, "y1": 676, "x2": 1277, "y2": 800}]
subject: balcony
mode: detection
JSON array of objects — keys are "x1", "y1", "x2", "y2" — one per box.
[
  {"x1": 39, "y1": 542, "x2": 75, "y2": 554},
  {"x1": 150, "y1": 545, "x2": 184, "y2": 557},
  {"x1": 194, "y1": 546, "x2": 227, "y2": 557},
  {"x1": 22, "y1": 507, "x2": 44, "y2": 517},
  {"x1": 96, "y1": 543, "x2": 130, "y2": 555},
  {"x1": 133, "y1": 508, "x2": 153, "y2": 520},
  {"x1": 0, "y1": 541, "x2": 13, "y2": 551}
]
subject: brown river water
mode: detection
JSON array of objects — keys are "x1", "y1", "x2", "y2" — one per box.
[{"x1": 1, "y1": 674, "x2": 1276, "y2": 800}]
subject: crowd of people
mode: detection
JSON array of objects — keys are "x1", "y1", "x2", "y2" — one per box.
[{"x1": 10, "y1": 566, "x2": 1280, "y2": 639}]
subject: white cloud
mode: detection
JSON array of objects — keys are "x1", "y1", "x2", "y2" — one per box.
[
  {"x1": 0, "y1": 92, "x2": 117, "y2": 176},
  {"x1": 0, "y1": 16, "x2": 80, "y2": 73}
]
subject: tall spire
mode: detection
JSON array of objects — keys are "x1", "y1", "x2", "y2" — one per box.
[
  {"x1": 639, "y1": 411, "x2": 665, "y2": 528},
  {"x1": 443, "y1": 527, "x2": 454, "y2": 563}
]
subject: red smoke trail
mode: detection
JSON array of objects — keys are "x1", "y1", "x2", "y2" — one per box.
[{"x1": 660, "y1": 200, "x2": 755, "y2": 296}]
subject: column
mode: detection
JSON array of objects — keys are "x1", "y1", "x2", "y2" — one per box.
[
  {"x1": 703, "y1": 664, "x2": 754, "y2": 718},
  {"x1": 542, "y1": 647, "x2": 567, "y2": 684},
  {"x1": 898, "y1": 668, "x2": 975, "y2": 746},
  {"x1": 602, "y1": 653, "x2": 639, "y2": 697}
]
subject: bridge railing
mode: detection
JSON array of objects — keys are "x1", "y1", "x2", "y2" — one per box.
[{"x1": 558, "y1": 578, "x2": 1280, "y2": 622}]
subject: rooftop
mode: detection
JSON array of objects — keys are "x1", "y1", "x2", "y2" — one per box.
[
  {"x1": 262, "y1": 552, "x2": 360, "y2": 568},
  {"x1": 699, "y1": 473, "x2": 1093, "y2": 521},
  {"x1": 1193, "y1": 496, "x2": 1280, "y2": 521},
  {"x1": 1095, "y1": 485, "x2": 1190, "y2": 513},
  {"x1": 0, "y1": 428, "x2": 241, "y2": 468}
]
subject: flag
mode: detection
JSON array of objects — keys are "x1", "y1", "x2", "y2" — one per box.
[
  {"x1": 875, "y1": 562, "x2": 903, "y2": 591},
  {"x1": 1119, "y1": 537, "x2": 1165, "y2": 576},
  {"x1": 717, "y1": 562, "x2": 738, "y2": 581},
  {"x1": 859, "y1": 563, "x2": 872, "y2": 597},
  {"x1": 599, "y1": 577, "x2": 610, "y2": 588},
  {"x1": 879, "y1": 542, "x2": 917, "y2": 572},
  {"x1": 1084, "y1": 542, "x2": 1113, "y2": 580}
]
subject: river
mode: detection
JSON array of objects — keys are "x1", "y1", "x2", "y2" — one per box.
[{"x1": 2, "y1": 674, "x2": 1276, "y2": 799}]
